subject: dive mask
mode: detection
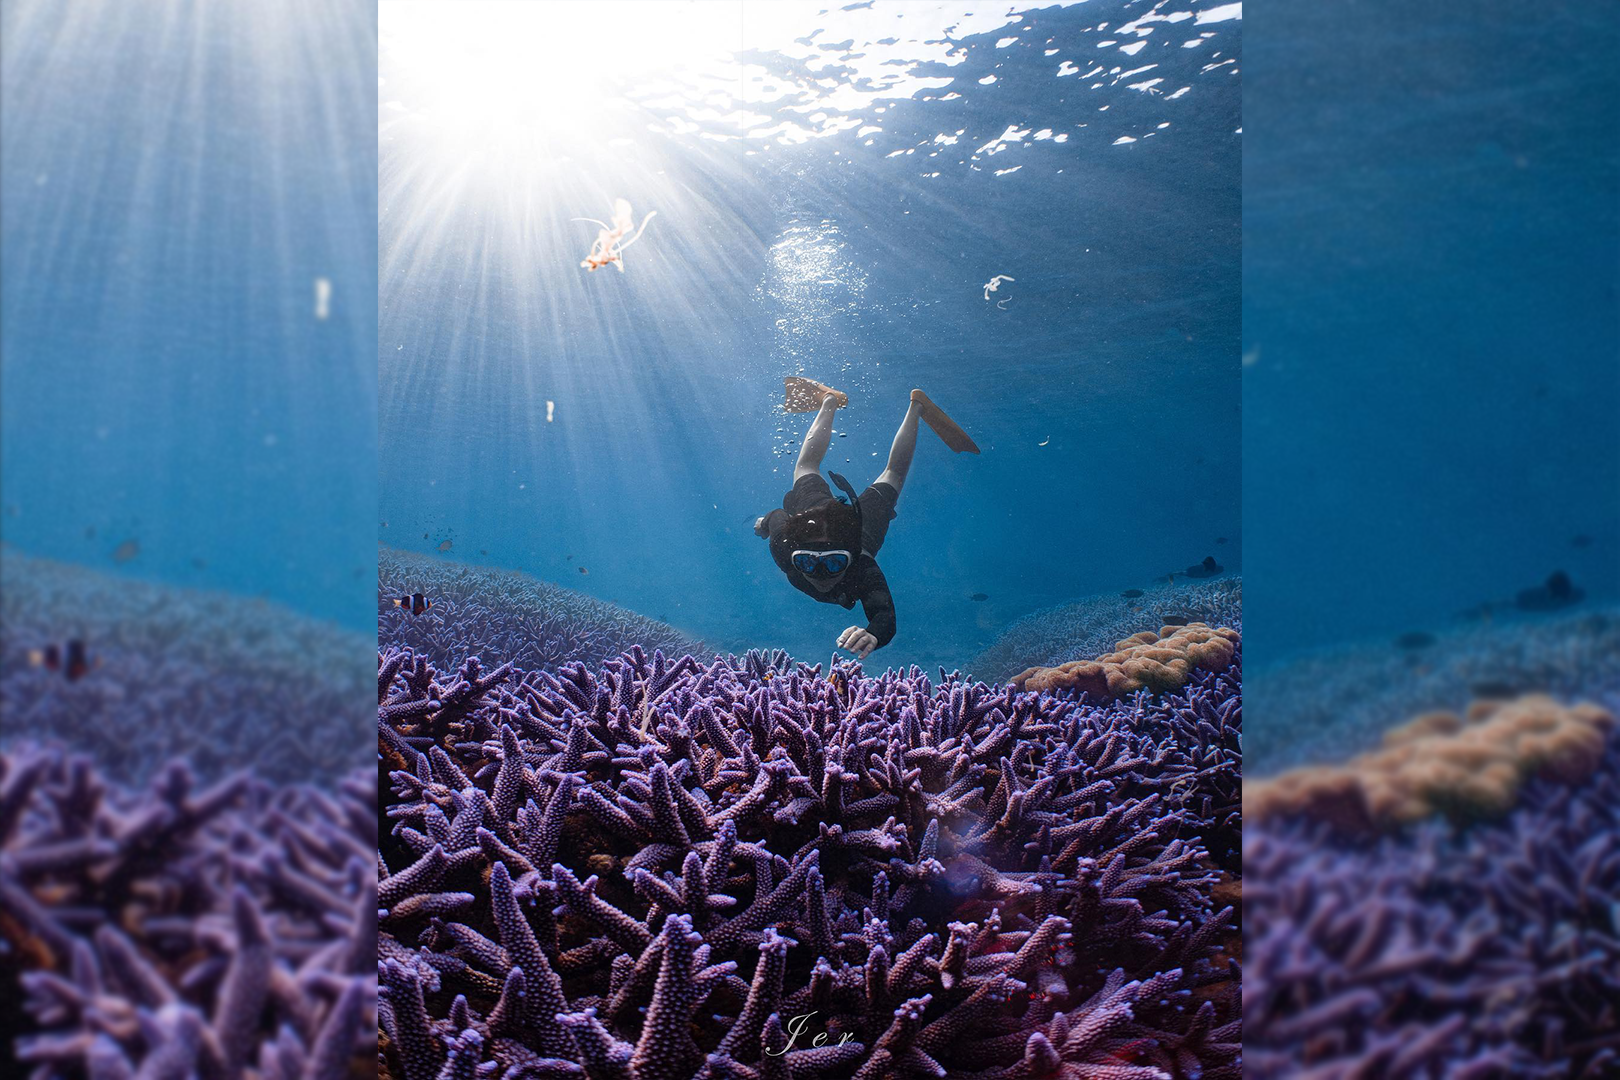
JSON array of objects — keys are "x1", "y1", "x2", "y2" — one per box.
[{"x1": 791, "y1": 549, "x2": 852, "y2": 578}]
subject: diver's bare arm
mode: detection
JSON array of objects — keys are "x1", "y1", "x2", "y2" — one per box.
[{"x1": 794, "y1": 394, "x2": 841, "y2": 482}]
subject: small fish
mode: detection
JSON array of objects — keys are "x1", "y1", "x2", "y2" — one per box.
[
  {"x1": 437, "y1": 540, "x2": 453, "y2": 552},
  {"x1": 1160, "y1": 615, "x2": 1192, "y2": 627},
  {"x1": 1182, "y1": 555, "x2": 1223, "y2": 578},
  {"x1": 29, "y1": 640, "x2": 97, "y2": 681},
  {"x1": 578, "y1": 566, "x2": 589, "y2": 575},
  {"x1": 567, "y1": 555, "x2": 573, "y2": 561},
  {"x1": 423, "y1": 532, "x2": 429, "y2": 539},
  {"x1": 392, "y1": 593, "x2": 433, "y2": 615},
  {"x1": 112, "y1": 539, "x2": 140, "y2": 564},
  {"x1": 1121, "y1": 589, "x2": 1144, "y2": 599},
  {"x1": 969, "y1": 593, "x2": 989, "y2": 602},
  {"x1": 1394, "y1": 631, "x2": 1437, "y2": 651},
  {"x1": 1215, "y1": 536, "x2": 1228, "y2": 544},
  {"x1": 381, "y1": 521, "x2": 389, "y2": 528},
  {"x1": 479, "y1": 549, "x2": 488, "y2": 556}
]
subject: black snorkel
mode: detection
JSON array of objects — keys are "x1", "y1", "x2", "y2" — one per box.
[{"x1": 827, "y1": 471, "x2": 863, "y2": 533}]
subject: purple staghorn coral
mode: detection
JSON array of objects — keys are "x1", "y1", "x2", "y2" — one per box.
[
  {"x1": 377, "y1": 642, "x2": 1241, "y2": 1080},
  {"x1": 1, "y1": 548, "x2": 372, "y2": 784},
  {"x1": 1244, "y1": 726, "x2": 1620, "y2": 1078},
  {"x1": 379, "y1": 546, "x2": 700, "y2": 676},
  {"x1": 0, "y1": 741, "x2": 378, "y2": 1079}
]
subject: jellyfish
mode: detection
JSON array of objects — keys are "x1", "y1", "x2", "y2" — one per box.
[{"x1": 575, "y1": 198, "x2": 658, "y2": 273}]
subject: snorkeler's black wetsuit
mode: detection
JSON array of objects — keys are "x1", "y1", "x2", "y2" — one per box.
[{"x1": 758, "y1": 473, "x2": 899, "y2": 649}]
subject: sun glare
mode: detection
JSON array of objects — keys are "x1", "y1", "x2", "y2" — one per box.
[{"x1": 381, "y1": 1, "x2": 744, "y2": 151}]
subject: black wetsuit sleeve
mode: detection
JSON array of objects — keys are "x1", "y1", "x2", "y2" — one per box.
[
  {"x1": 759, "y1": 508, "x2": 789, "y2": 539},
  {"x1": 855, "y1": 560, "x2": 897, "y2": 648}
]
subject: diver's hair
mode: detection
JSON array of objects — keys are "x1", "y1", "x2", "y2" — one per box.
[{"x1": 776, "y1": 498, "x2": 863, "y2": 554}]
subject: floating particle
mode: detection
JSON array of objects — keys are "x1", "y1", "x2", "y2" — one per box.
[
  {"x1": 983, "y1": 274, "x2": 1015, "y2": 302},
  {"x1": 1038, "y1": 436, "x2": 1050, "y2": 446},
  {"x1": 546, "y1": 400, "x2": 555, "y2": 422},
  {"x1": 314, "y1": 276, "x2": 331, "y2": 320}
]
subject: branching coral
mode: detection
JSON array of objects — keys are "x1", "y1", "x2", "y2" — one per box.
[
  {"x1": 379, "y1": 546, "x2": 699, "y2": 676},
  {"x1": 1246, "y1": 694, "x2": 1615, "y2": 833},
  {"x1": 1010, "y1": 624, "x2": 1240, "y2": 701},
  {"x1": 376, "y1": 643, "x2": 1242, "y2": 1080},
  {"x1": 0, "y1": 548, "x2": 372, "y2": 784},
  {"x1": 1245, "y1": 730, "x2": 1620, "y2": 1078},
  {"x1": 0, "y1": 742, "x2": 377, "y2": 1079}
]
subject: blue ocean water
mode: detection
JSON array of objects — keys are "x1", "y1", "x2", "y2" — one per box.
[
  {"x1": 379, "y1": 0, "x2": 1241, "y2": 670},
  {"x1": 1, "y1": 0, "x2": 378, "y2": 634},
  {"x1": 1244, "y1": 1, "x2": 1620, "y2": 666}
]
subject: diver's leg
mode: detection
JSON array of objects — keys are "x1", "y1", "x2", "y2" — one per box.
[
  {"x1": 793, "y1": 394, "x2": 842, "y2": 482},
  {"x1": 874, "y1": 396, "x2": 922, "y2": 495}
]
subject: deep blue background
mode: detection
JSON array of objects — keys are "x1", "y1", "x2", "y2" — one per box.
[
  {"x1": 1244, "y1": 2, "x2": 1620, "y2": 664},
  {"x1": 378, "y1": 1, "x2": 1242, "y2": 669},
  {"x1": 1, "y1": 0, "x2": 377, "y2": 633}
]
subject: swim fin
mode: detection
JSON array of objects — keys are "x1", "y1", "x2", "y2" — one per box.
[
  {"x1": 911, "y1": 389, "x2": 980, "y2": 454},
  {"x1": 784, "y1": 376, "x2": 848, "y2": 412}
]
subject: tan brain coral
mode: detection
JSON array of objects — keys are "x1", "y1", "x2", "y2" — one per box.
[
  {"x1": 1245, "y1": 694, "x2": 1615, "y2": 833},
  {"x1": 1009, "y1": 622, "x2": 1240, "y2": 698}
]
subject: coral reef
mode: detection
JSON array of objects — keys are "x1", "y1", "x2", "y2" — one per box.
[
  {"x1": 379, "y1": 546, "x2": 699, "y2": 674},
  {"x1": 0, "y1": 741, "x2": 377, "y2": 1079},
  {"x1": 0, "y1": 548, "x2": 372, "y2": 784},
  {"x1": 1010, "y1": 624, "x2": 1240, "y2": 700},
  {"x1": 969, "y1": 579, "x2": 1242, "y2": 687},
  {"x1": 1247, "y1": 605, "x2": 1620, "y2": 776},
  {"x1": 1245, "y1": 731, "x2": 1620, "y2": 1078},
  {"x1": 377, "y1": 641, "x2": 1242, "y2": 1079},
  {"x1": 1246, "y1": 694, "x2": 1615, "y2": 833}
]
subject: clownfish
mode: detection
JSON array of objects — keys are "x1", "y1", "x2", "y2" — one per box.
[
  {"x1": 29, "y1": 639, "x2": 98, "y2": 681},
  {"x1": 392, "y1": 593, "x2": 433, "y2": 615}
]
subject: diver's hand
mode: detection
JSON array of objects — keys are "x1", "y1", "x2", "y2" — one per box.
[{"x1": 837, "y1": 626, "x2": 878, "y2": 659}]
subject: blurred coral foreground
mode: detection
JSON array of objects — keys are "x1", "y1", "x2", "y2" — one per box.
[{"x1": 1246, "y1": 691, "x2": 1620, "y2": 1077}]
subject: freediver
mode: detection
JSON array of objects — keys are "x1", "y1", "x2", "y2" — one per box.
[{"x1": 754, "y1": 377, "x2": 979, "y2": 659}]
